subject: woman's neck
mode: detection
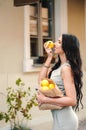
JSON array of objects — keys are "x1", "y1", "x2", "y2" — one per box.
[{"x1": 59, "y1": 53, "x2": 68, "y2": 65}]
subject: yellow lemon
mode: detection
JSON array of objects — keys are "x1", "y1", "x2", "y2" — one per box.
[
  {"x1": 45, "y1": 41, "x2": 50, "y2": 46},
  {"x1": 48, "y1": 41, "x2": 54, "y2": 49},
  {"x1": 45, "y1": 41, "x2": 54, "y2": 49},
  {"x1": 49, "y1": 84, "x2": 55, "y2": 89},
  {"x1": 41, "y1": 79, "x2": 49, "y2": 87},
  {"x1": 41, "y1": 86, "x2": 49, "y2": 90}
]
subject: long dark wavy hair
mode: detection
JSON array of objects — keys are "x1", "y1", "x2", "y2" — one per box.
[{"x1": 48, "y1": 34, "x2": 83, "y2": 111}]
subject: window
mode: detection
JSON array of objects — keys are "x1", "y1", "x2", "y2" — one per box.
[
  {"x1": 29, "y1": 0, "x2": 55, "y2": 64},
  {"x1": 14, "y1": 0, "x2": 55, "y2": 71}
]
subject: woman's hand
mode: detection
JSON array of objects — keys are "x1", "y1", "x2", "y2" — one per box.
[
  {"x1": 44, "y1": 43, "x2": 53, "y2": 58},
  {"x1": 36, "y1": 91, "x2": 47, "y2": 104}
]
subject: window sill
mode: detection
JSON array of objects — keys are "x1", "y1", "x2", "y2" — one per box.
[{"x1": 23, "y1": 59, "x2": 42, "y2": 72}]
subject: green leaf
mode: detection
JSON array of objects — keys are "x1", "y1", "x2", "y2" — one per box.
[
  {"x1": 0, "y1": 78, "x2": 38, "y2": 128},
  {"x1": 16, "y1": 78, "x2": 22, "y2": 86},
  {"x1": 0, "y1": 112, "x2": 4, "y2": 120}
]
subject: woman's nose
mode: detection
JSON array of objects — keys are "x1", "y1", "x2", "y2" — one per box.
[{"x1": 54, "y1": 42, "x2": 57, "y2": 46}]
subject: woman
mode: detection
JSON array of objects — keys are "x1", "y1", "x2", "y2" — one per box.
[{"x1": 37, "y1": 34, "x2": 83, "y2": 130}]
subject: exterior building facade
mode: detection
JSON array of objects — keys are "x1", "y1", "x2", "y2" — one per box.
[{"x1": 0, "y1": 0, "x2": 86, "y2": 129}]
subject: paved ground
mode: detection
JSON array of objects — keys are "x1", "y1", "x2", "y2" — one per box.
[
  {"x1": 0, "y1": 119, "x2": 86, "y2": 130},
  {"x1": 78, "y1": 119, "x2": 86, "y2": 130}
]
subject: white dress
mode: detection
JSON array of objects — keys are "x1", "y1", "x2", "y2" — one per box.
[{"x1": 50, "y1": 63, "x2": 78, "y2": 130}]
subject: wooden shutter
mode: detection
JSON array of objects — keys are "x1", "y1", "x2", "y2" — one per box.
[{"x1": 14, "y1": 0, "x2": 40, "y2": 6}]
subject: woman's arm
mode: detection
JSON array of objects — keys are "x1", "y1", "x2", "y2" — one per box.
[
  {"x1": 60, "y1": 65, "x2": 77, "y2": 106},
  {"x1": 38, "y1": 56, "x2": 52, "y2": 83},
  {"x1": 38, "y1": 44, "x2": 53, "y2": 84}
]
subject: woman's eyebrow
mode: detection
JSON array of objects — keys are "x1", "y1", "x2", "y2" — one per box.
[{"x1": 58, "y1": 40, "x2": 62, "y2": 43}]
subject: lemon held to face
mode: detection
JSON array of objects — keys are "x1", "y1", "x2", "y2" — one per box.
[{"x1": 44, "y1": 41, "x2": 55, "y2": 49}]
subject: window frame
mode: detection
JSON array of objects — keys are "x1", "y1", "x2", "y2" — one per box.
[
  {"x1": 30, "y1": 1, "x2": 55, "y2": 63},
  {"x1": 23, "y1": 0, "x2": 55, "y2": 72}
]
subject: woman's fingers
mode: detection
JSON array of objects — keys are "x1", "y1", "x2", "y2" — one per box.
[{"x1": 36, "y1": 92, "x2": 47, "y2": 104}]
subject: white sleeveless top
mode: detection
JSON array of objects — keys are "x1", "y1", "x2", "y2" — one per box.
[
  {"x1": 50, "y1": 62, "x2": 70, "y2": 95},
  {"x1": 50, "y1": 62, "x2": 78, "y2": 130}
]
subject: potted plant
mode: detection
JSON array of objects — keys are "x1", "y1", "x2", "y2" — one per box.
[{"x1": 0, "y1": 78, "x2": 38, "y2": 130}]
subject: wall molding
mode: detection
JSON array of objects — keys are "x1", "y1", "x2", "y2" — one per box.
[
  {"x1": 54, "y1": 0, "x2": 68, "y2": 41},
  {"x1": 23, "y1": 5, "x2": 37, "y2": 72},
  {"x1": 84, "y1": 0, "x2": 86, "y2": 70},
  {"x1": 60, "y1": 0, "x2": 68, "y2": 34}
]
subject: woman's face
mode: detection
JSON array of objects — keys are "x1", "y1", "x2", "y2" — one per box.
[{"x1": 54, "y1": 36, "x2": 64, "y2": 54}]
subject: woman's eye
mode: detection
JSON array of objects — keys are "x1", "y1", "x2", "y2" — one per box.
[{"x1": 58, "y1": 41, "x2": 61, "y2": 44}]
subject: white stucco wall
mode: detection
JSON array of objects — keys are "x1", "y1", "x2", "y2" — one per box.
[
  {"x1": 0, "y1": 0, "x2": 52, "y2": 129},
  {"x1": 0, "y1": 0, "x2": 86, "y2": 129}
]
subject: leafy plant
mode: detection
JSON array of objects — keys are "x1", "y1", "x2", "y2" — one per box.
[{"x1": 0, "y1": 78, "x2": 38, "y2": 130}]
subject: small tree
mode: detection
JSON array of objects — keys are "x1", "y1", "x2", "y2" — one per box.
[{"x1": 0, "y1": 78, "x2": 38, "y2": 130}]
